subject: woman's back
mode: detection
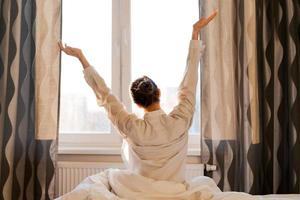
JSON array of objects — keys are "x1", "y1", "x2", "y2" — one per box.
[
  {"x1": 121, "y1": 109, "x2": 189, "y2": 182},
  {"x1": 82, "y1": 39, "x2": 204, "y2": 182}
]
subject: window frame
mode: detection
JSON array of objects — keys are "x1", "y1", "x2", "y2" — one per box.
[{"x1": 58, "y1": 0, "x2": 201, "y2": 156}]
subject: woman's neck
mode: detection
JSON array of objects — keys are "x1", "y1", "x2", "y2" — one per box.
[{"x1": 144, "y1": 103, "x2": 161, "y2": 113}]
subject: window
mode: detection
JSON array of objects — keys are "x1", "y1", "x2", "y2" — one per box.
[
  {"x1": 59, "y1": 0, "x2": 200, "y2": 155},
  {"x1": 131, "y1": 0, "x2": 200, "y2": 134},
  {"x1": 60, "y1": 0, "x2": 112, "y2": 134},
  {"x1": 59, "y1": 0, "x2": 122, "y2": 153}
]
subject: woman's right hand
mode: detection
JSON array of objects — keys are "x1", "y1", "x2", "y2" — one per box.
[
  {"x1": 192, "y1": 10, "x2": 218, "y2": 40},
  {"x1": 58, "y1": 41, "x2": 82, "y2": 58},
  {"x1": 58, "y1": 41, "x2": 91, "y2": 69}
]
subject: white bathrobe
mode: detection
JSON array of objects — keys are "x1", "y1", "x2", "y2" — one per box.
[{"x1": 82, "y1": 39, "x2": 204, "y2": 183}]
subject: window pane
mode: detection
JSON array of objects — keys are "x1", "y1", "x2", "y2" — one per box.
[
  {"x1": 60, "y1": 0, "x2": 111, "y2": 133},
  {"x1": 131, "y1": 0, "x2": 200, "y2": 134}
]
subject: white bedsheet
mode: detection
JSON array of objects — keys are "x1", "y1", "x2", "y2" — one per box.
[{"x1": 55, "y1": 169, "x2": 300, "y2": 200}]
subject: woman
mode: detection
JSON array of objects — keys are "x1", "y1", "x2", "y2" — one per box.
[{"x1": 58, "y1": 11, "x2": 217, "y2": 199}]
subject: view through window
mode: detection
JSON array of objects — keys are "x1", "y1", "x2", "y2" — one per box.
[
  {"x1": 131, "y1": 0, "x2": 200, "y2": 134},
  {"x1": 60, "y1": 0, "x2": 112, "y2": 133}
]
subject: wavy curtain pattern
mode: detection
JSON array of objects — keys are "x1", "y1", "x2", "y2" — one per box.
[
  {"x1": 0, "y1": 0, "x2": 61, "y2": 199},
  {"x1": 200, "y1": 0, "x2": 300, "y2": 194},
  {"x1": 255, "y1": 0, "x2": 300, "y2": 194}
]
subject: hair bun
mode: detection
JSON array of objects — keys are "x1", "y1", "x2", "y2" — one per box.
[
  {"x1": 130, "y1": 76, "x2": 159, "y2": 107},
  {"x1": 137, "y1": 79, "x2": 154, "y2": 94}
]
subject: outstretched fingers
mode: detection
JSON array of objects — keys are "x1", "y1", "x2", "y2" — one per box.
[
  {"x1": 193, "y1": 10, "x2": 218, "y2": 30},
  {"x1": 205, "y1": 10, "x2": 218, "y2": 24},
  {"x1": 58, "y1": 41, "x2": 71, "y2": 55},
  {"x1": 58, "y1": 41, "x2": 64, "y2": 49},
  {"x1": 58, "y1": 41, "x2": 68, "y2": 54}
]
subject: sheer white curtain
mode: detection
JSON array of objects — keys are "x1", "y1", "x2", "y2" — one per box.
[{"x1": 199, "y1": 0, "x2": 259, "y2": 192}]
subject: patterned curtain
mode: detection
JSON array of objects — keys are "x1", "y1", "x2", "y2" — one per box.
[
  {"x1": 255, "y1": 0, "x2": 300, "y2": 194},
  {"x1": 200, "y1": 0, "x2": 300, "y2": 194},
  {"x1": 0, "y1": 0, "x2": 61, "y2": 199}
]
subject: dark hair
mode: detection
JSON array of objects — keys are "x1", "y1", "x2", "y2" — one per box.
[{"x1": 130, "y1": 76, "x2": 160, "y2": 108}]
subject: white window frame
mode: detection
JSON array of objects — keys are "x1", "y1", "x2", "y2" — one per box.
[{"x1": 58, "y1": 0, "x2": 201, "y2": 156}]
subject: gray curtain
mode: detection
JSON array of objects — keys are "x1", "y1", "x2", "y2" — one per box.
[
  {"x1": 256, "y1": 0, "x2": 300, "y2": 194},
  {"x1": 0, "y1": 0, "x2": 61, "y2": 199},
  {"x1": 200, "y1": 0, "x2": 300, "y2": 194}
]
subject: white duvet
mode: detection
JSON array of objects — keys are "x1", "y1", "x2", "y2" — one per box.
[{"x1": 55, "y1": 169, "x2": 300, "y2": 200}]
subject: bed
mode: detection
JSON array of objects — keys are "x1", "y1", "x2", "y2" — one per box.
[{"x1": 56, "y1": 169, "x2": 300, "y2": 200}]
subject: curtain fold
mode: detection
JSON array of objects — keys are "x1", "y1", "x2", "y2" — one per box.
[
  {"x1": 35, "y1": 0, "x2": 61, "y2": 140},
  {"x1": 0, "y1": 0, "x2": 61, "y2": 199},
  {"x1": 200, "y1": 0, "x2": 260, "y2": 192},
  {"x1": 200, "y1": 0, "x2": 300, "y2": 194},
  {"x1": 255, "y1": 0, "x2": 300, "y2": 194}
]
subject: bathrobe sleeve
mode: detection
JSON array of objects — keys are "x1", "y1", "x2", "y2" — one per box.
[
  {"x1": 169, "y1": 40, "x2": 205, "y2": 129},
  {"x1": 83, "y1": 66, "x2": 142, "y2": 138}
]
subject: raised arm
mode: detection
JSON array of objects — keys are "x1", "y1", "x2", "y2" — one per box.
[
  {"x1": 58, "y1": 42, "x2": 142, "y2": 138},
  {"x1": 169, "y1": 11, "x2": 217, "y2": 127}
]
